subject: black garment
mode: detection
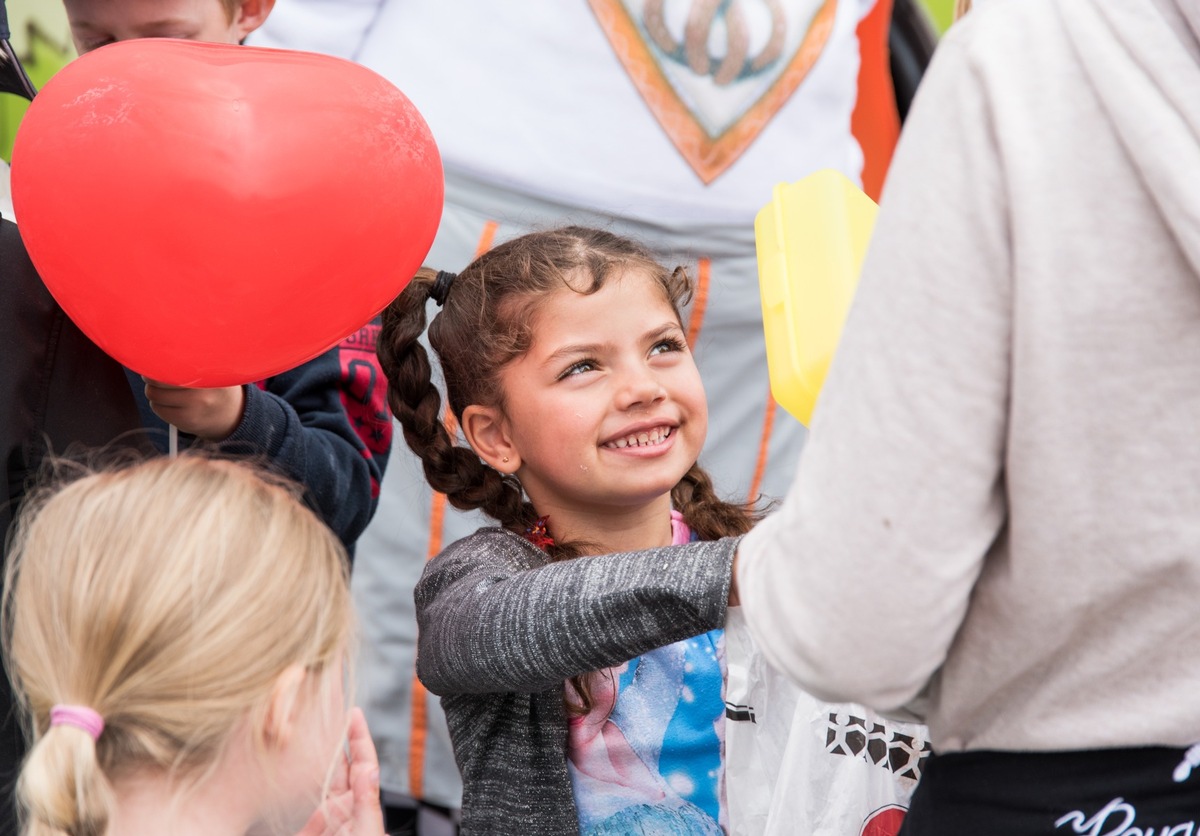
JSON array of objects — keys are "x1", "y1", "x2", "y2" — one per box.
[
  {"x1": 383, "y1": 800, "x2": 459, "y2": 836},
  {"x1": 0, "y1": 216, "x2": 143, "y2": 835},
  {"x1": 0, "y1": 218, "x2": 143, "y2": 541},
  {"x1": 900, "y1": 748, "x2": 1200, "y2": 835}
]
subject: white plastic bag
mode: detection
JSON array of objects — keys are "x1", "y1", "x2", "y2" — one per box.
[{"x1": 725, "y1": 609, "x2": 929, "y2": 836}]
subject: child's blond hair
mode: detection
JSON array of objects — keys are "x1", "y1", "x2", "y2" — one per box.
[{"x1": 2, "y1": 455, "x2": 352, "y2": 836}]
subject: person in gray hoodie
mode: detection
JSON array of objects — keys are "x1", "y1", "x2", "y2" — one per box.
[{"x1": 737, "y1": 0, "x2": 1200, "y2": 831}]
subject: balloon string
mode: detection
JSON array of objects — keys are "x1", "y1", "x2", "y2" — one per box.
[{"x1": 168, "y1": 424, "x2": 178, "y2": 458}]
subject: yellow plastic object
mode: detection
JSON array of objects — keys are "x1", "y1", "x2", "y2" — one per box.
[{"x1": 754, "y1": 169, "x2": 878, "y2": 426}]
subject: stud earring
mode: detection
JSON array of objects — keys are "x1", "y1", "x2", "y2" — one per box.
[{"x1": 502, "y1": 456, "x2": 510, "y2": 463}]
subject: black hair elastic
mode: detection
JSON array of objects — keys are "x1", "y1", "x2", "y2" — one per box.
[{"x1": 430, "y1": 270, "x2": 457, "y2": 307}]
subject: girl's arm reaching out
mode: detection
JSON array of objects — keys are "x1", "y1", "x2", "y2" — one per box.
[{"x1": 415, "y1": 528, "x2": 738, "y2": 695}]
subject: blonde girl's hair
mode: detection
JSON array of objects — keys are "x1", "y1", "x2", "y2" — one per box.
[{"x1": 2, "y1": 455, "x2": 353, "y2": 836}]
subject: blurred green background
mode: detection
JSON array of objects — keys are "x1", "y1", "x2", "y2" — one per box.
[
  {"x1": 0, "y1": 0, "x2": 958, "y2": 163},
  {"x1": 2, "y1": 0, "x2": 71, "y2": 161}
]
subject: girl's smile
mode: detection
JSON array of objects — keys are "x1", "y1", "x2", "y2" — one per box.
[{"x1": 600, "y1": 422, "x2": 676, "y2": 454}]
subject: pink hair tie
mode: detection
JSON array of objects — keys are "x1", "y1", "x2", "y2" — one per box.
[{"x1": 49, "y1": 705, "x2": 105, "y2": 741}]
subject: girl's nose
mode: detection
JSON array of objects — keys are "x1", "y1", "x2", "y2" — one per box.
[{"x1": 616, "y1": 368, "x2": 667, "y2": 410}]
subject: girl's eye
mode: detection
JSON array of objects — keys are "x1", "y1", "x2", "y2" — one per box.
[
  {"x1": 559, "y1": 360, "x2": 597, "y2": 379},
  {"x1": 650, "y1": 336, "x2": 686, "y2": 356}
]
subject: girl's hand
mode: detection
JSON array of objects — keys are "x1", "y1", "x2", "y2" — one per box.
[
  {"x1": 142, "y1": 378, "x2": 245, "y2": 440},
  {"x1": 296, "y1": 708, "x2": 384, "y2": 836}
]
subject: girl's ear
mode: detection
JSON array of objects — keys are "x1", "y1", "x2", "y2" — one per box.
[
  {"x1": 261, "y1": 664, "x2": 307, "y2": 750},
  {"x1": 461, "y1": 405, "x2": 521, "y2": 474},
  {"x1": 233, "y1": 0, "x2": 276, "y2": 41}
]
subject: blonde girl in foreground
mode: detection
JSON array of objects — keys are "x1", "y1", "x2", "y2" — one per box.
[{"x1": 3, "y1": 456, "x2": 385, "y2": 835}]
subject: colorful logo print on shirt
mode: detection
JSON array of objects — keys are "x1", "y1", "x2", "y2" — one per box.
[{"x1": 588, "y1": 0, "x2": 836, "y2": 183}]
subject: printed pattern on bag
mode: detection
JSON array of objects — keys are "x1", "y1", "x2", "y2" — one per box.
[
  {"x1": 725, "y1": 702, "x2": 755, "y2": 723},
  {"x1": 860, "y1": 805, "x2": 907, "y2": 836},
  {"x1": 824, "y1": 711, "x2": 931, "y2": 782}
]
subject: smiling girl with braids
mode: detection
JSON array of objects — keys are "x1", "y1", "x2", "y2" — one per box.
[{"x1": 377, "y1": 226, "x2": 755, "y2": 835}]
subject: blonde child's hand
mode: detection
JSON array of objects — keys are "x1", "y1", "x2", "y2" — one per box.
[
  {"x1": 297, "y1": 707, "x2": 384, "y2": 836},
  {"x1": 142, "y1": 378, "x2": 245, "y2": 441}
]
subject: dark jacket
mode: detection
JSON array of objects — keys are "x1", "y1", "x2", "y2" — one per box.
[{"x1": 415, "y1": 527, "x2": 737, "y2": 835}]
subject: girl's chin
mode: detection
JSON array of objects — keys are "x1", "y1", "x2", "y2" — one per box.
[{"x1": 605, "y1": 475, "x2": 692, "y2": 508}]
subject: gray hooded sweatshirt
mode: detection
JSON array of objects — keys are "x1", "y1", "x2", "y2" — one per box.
[{"x1": 739, "y1": 0, "x2": 1200, "y2": 753}]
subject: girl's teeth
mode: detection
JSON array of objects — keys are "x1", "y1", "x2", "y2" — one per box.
[{"x1": 606, "y1": 427, "x2": 673, "y2": 448}]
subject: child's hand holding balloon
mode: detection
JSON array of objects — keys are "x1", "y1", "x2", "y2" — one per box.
[{"x1": 142, "y1": 377, "x2": 246, "y2": 441}]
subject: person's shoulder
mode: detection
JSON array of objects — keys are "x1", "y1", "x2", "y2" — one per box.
[
  {"x1": 415, "y1": 527, "x2": 546, "y2": 604},
  {"x1": 942, "y1": 0, "x2": 1066, "y2": 53},
  {"x1": 0, "y1": 216, "x2": 40, "y2": 291},
  {"x1": 446, "y1": 525, "x2": 523, "y2": 548},
  {"x1": 920, "y1": 0, "x2": 1073, "y2": 106},
  {"x1": 430, "y1": 526, "x2": 546, "y2": 572}
]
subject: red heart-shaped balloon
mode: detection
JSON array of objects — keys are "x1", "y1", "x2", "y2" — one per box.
[{"x1": 11, "y1": 39, "x2": 443, "y2": 386}]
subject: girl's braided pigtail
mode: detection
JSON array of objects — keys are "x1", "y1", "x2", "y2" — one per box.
[
  {"x1": 378, "y1": 270, "x2": 534, "y2": 533},
  {"x1": 671, "y1": 463, "x2": 765, "y2": 540}
]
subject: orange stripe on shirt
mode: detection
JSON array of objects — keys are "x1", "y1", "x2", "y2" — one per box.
[
  {"x1": 409, "y1": 408, "x2": 461, "y2": 800},
  {"x1": 748, "y1": 389, "x2": 778, "y2": 505},
  {"x1": 474, "y1": 221, "x2": 499, "y2": 259},
  {"x1": 686, "y1": 257, "x2": 712, "y2": 349},
  {"x1": 409, "y1": 223, "x2": 497, "y2": 800}
]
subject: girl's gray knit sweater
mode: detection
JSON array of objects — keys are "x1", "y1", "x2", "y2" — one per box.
[{"x1": 414, "y1": 526, "x2": 737, "y2": 835}]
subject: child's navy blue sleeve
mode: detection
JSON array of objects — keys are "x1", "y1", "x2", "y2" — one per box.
[{"x1": 225, "y1": 319, "x2": 392, "y2": 552}]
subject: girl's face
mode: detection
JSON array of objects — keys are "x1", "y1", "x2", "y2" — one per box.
[{"x1": 494, "y1": 268, "x2": 708, "y2": 522}]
